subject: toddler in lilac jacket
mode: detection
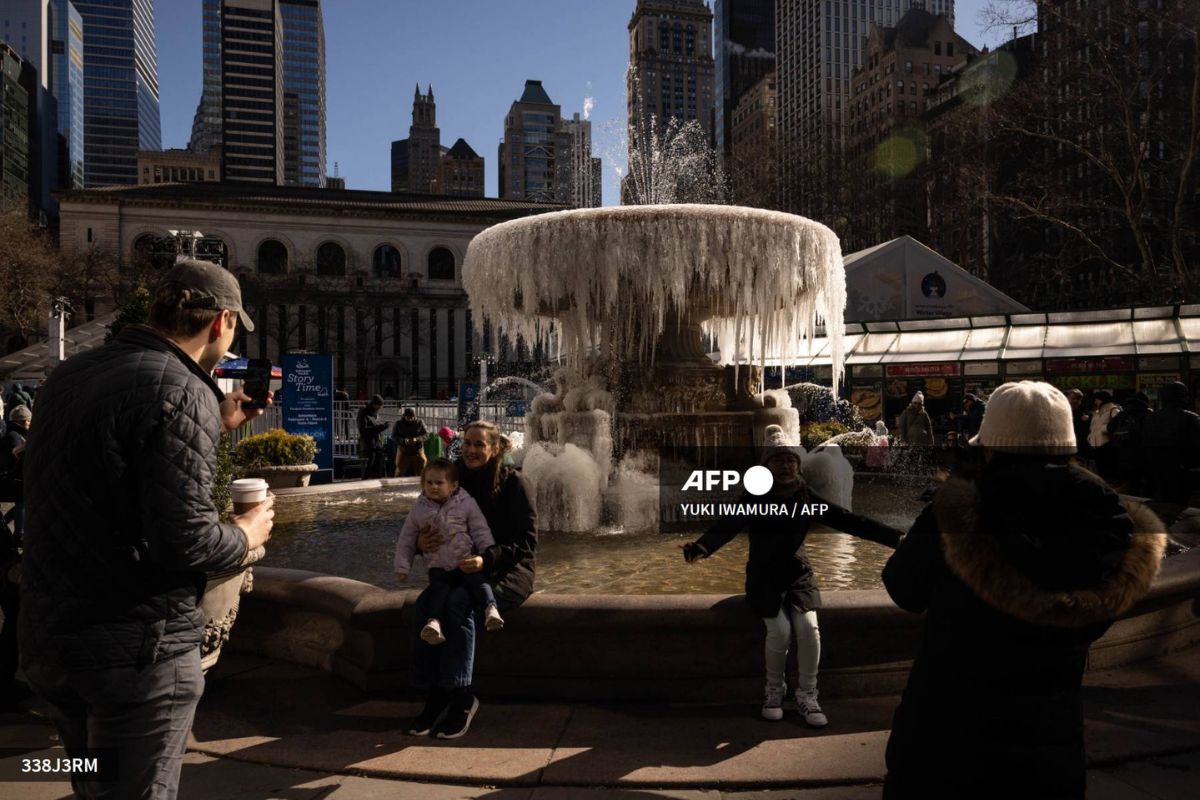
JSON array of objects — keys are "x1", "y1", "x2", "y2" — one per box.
[{"x1": 395, "y1": 459, "x2": 504, "y2": 644}]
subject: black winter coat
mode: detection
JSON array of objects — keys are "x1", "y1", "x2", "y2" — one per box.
[
  {"x1": 357, "y1": 406, "x2": 387, "y2": 454},
  {"x1": 696, "y1": 487, "x2": 902, "y2": 618},
  {"x1": 882, "y1": 463, "x2": 1165, "y2": 799},
  {"x1": 458, "y1": 464, "x2": 537, "y2": 603},
  {"x1": 19, "y1": 326, "x2": 248, "y2": 670},
  {"x1": 1139, "y1": 406, "x2": 1200, "y2": 505},
  {"x1": 393, "y1": 418, "x2": 428, "y2": 456}
]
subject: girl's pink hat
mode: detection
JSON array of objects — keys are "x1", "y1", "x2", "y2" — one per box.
[{"x1": 438, "y1": 426, "x2": 456, "y2": 444}]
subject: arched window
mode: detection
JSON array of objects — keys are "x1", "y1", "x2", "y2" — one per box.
[
  {"x1": 194, "y1": 237, "x2": 227, "y2": 268},
  {"x1": 427, "y1": 247, "x2": 455, "y2": 281},
  {"x1": 316, "y1": 242, "x2": 346, "y2": 276},
  {"x1": 257, "y1": 240, "x2": 288, "y2": 274},
  {"x1": 133, "y1": 234, "x2": 176, "y2": 270},
  {"x1": 373, "y1": 244, "x2": 402, "y2": 278}
]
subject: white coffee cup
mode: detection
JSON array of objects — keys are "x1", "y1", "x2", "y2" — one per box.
[{"x1": 230, "y1": 478, "x2": 269, "y2": 515}]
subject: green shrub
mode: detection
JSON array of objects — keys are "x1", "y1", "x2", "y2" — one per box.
[
  {"x1": 800, "y1": 420, "x2": 849, "y2": 450},
  {"x1": 235, "y1": 428, "x2": 317, "y2": 469},
  {"x1": 212, "y1": 431, "x2": 235, "y2": 517}
]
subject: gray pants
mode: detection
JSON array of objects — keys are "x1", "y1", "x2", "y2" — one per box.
[{"x1": 24, "y1": 648, "x2": 204, "y2": 799}]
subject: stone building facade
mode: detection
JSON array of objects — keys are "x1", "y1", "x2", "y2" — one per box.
[
  {"x1": 844, "y1": 8, "x2": 974, "y2": 252},
  {"x1": 626, "y1": 0, "x2": 715, "y2": 145},
  {"x1": 55, "y1": 183, "x2": 562, "y2": 398}
]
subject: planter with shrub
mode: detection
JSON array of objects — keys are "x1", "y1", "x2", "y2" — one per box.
[{"x1": 234, "y1": 429, "x2": 318, "y2": 489}]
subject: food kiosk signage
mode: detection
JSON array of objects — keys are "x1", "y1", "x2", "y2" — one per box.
[
  {"x1": 884, "y1": 363, "x2": 961, "y2": 377},
  {"x1": 1045, "y1": 356, "x2": 1135, "y2": 374}
]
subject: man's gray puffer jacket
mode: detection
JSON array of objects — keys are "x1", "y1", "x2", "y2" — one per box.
[{"x1": 19, "y1": 325, "x2": 248, "y2": 670}]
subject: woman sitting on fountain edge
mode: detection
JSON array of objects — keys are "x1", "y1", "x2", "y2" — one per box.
[{"x1": 407, "y1": 420, "x2": 537, "y2": 739}]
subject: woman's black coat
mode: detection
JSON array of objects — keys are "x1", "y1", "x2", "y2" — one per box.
[{"x1": 881, "y1": 463, "x2": 1165, "y2": 799}]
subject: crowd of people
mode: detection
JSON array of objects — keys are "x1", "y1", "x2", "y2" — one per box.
[
  {"x1": 0, "y1": 258, "x2": 1175, "y2": 798},
  {"x1": 891, "y1": 385, "x2": 1200, "y2": 507}
]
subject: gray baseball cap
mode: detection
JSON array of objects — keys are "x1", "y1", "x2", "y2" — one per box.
[{"x1": 158, "y1": 258, "x2": 254, "y2": 332}]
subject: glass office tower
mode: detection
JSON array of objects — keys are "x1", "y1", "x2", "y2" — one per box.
[{"x1": 73, "y1": 0, "x2": 160, "y2": 186}]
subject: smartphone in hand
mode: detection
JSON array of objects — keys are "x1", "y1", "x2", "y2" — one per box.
[{"x1": 242, "y1": 358, "x2": 273, "y2": 410}]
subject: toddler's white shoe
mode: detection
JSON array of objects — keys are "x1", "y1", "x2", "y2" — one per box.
[
  {"x1": 761, "y1": 682, "x2": 785, "y2": 721},
  {"x1": 420, "y1": 618, "x2": 446, "y2": 645},
  {"x1": 795, "y1": 688, "x2": 828, "y2": 727},
  {"x1": 484, "y1": 603, "x2": 505, "y2": 631}
]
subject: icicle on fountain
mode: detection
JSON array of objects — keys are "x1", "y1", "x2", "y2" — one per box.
[{"x1": 464, "y1": 204, "x2": 847, "y2": 532}]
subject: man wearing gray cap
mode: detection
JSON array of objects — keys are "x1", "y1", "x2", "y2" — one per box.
[{"x1": 19, "y1": 259, "x2": 275, "y2": 799}]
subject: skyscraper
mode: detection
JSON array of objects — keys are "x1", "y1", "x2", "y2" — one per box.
[
  {"x1": 73, "y1": 0, "x2": 160, "y2": 186},
  {"x1": 626, "y1": 0, "x2": 715, "y2": 146},
  {"x1": 714, "y1": 0, "x2": 775, "y2": 159},
  {"x1": 188, "y1": 0, "x2": 222, "y2": 154},
  {"x1": 776, "y1": 0, "x2": 953, "y2": 219},
  {"x1": 498, "y1": 80, "x2": 564, "y2": 204},
  {"x1": 0, "y1": 42, "x2": 35, "y2": 209},
  {"x1": 561, "y1": 113, "x2": 602, "y2": 208},
  {"x1": 279, "y1": 0, "x2": 325, "y2": 186},
  {"x1": 220, "y1": 0, "x2": 283, "y2": 184},
  {"x1": 192, "y1": 0, "x2": 325, "y2": 187},
  {"x1": 391, "y1": 85, "x2": 440, "y2": 194},
  {"x1": 50, "y1": 0, "x2": 84, "y2": 188}
]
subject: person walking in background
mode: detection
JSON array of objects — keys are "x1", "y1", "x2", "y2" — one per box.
[
  {"x1": 897, "y1": 392, "x2": 934, "y2": 446},
  {"x1": 957, "y1": 393, "x2": 986, "y2": 443},
  {"x1": 1140, "y1": 381, "x2": 1200, "y2": 506},
  {"x1": 0, "y1": 405, "x2": 30, "y2": 710},
  {"x1": 1, "y1": 405, "x2": 31, "y2": 543},
  {"x1": 393, "y1": 407, "x2": 430, "y2": 477},
  {"x1": 882, "y1": 381, "x2": 1166, "y2": 799},
  {"x1": 1106, "y1": 391, "x2": 1152, "y2": 494},
  {"x1": 1088, "y1": 389, "x2": 1122, "y2": 480},
  {"x1": 357, "y1": 395, "x2": 389, "y2": 479},
  {"x1": 1065, "y1": 389, "x2": 1092, "y2": 461},
  {"x1": 18, "y1": 260, "x2": 275, "y2": 799}
]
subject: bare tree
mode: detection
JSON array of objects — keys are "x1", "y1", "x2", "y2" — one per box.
[
  {"x1": 979, "y1": 0, "x2": 1200, "y2": 303},
  {"x1": 0, "y1": 208, "x2": 58, "y2": 347}
]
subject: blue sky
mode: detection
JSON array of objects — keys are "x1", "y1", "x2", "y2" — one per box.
[{"x1": 155, "y1": 1, "x2": 1001, "y2": 204}]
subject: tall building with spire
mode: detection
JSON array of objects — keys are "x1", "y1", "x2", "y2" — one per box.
[
  {"x1": 626, "y1": 0, "x2": 715, "y2": 148},
  {"x1": 73, "y1": 0, "x2": 160, "y2": 186},
  {"x1": 499, "y1": 79, "x2": 566, "y2": 204},
  {"x1": 390, "y1": 84, "x2": 441, "y2": 194}
]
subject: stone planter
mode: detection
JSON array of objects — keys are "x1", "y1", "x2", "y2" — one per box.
[
  {"x1": 200, "y1": 545, "x2": 266, "y2": 673},
  {"x1": 239, "y1": 463, "x2": 318, "y2": 490}
]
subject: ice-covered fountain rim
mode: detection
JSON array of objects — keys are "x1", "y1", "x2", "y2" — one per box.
[{"x1": 463, "y1": 203, "x2": 847, "y2": 391}]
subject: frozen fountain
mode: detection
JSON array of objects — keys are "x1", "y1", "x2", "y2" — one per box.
[{"x1": 464, "y1": 204, "x2": 849, "y2": 531}]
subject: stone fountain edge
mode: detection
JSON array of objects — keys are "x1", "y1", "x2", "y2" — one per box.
[{"x1": 227, "y1": 550, "x2": 1200, "y2": 702}]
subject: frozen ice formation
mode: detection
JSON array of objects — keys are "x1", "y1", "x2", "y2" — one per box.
[{"x1": 463, "y1": 204, "x2": 847, "y2": 392}]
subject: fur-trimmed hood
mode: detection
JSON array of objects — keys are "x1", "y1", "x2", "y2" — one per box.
[{"x1": 933, "y1": 470, "x2": 1167, "y2": 628}]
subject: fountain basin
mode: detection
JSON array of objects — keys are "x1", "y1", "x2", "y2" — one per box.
[{"x1": 228, "y1": 548, "x2": 1200, "y2": 701}]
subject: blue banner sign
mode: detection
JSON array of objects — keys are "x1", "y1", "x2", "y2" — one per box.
[
  {"x1": 458, "y1": 382, "x2": 480, "y2": 428},
  {"x1": 282, "y1": 353, "x2": 334, "y2": 471},
  {"x1": 505, "y1": 401, "x2": 527, "y2": 418}
]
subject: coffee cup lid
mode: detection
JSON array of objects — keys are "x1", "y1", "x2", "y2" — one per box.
[{"x1": 231, "y1": 478, "x2": 269, "y2": 492}]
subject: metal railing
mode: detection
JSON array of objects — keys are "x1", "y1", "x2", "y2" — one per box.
[{"x1": 229, "y1": 401, "x2": 525, "y2": 460}]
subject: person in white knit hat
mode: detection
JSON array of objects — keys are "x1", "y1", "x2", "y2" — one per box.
[
  {"x1": 897, "y1": 391, "x2": 934, "y2": 446},
  {"x1": 881, "y1": 381, "x2": 1167, "y2": 798},
  {"x1": 682, "y1": 424, "x2": 904, "y2": 726}
]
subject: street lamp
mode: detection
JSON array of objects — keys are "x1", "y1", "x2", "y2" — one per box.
[
  {"x1": 48, "y1": 296, "x2": 74, "y2": 367},
  {"x1": 472, "y1": 353, "x2": 496, "y2": 390}
]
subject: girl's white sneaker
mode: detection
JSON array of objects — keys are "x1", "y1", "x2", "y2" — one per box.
[
  {"x1": 762, "y1": 683, "x2": 785, "y2": 721},
  {"x1": 484, "y1": 603, "x2": 505, "y2": 631},
  {"x1": 795, "y1": 688, "x2": 828, "y2": 727},
  {"x1": 420, "y1": 618, "x2": 446, "y2": 645}
]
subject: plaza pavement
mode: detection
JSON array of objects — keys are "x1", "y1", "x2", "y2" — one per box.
[{"x1": 2, "y1": 649, "x2": 1198, "y2": 799}]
